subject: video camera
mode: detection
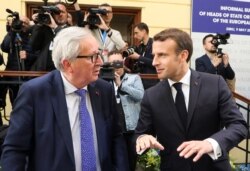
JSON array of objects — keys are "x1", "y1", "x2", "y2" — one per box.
[
  {"x1": 37, "y1": 6, "x2": 61, "y2": 25},
  {"x1": 6, "y1": 9, "x2": 23, "y2": 32},
  {"x1": 99, "y1": 61, "x2": 123, "y2": 80},
  {"x1": 211, "y1": 33, "x2": 230, "y2": 57},
  {"x1": 86, "y1": 8, "x2": 107, "y2": 29}
]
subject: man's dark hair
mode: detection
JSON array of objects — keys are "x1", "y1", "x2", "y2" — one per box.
[
  {"x1": 54, "y1": 2, "x2": 67, "y2": 7},
  {"x1": 108, "y1": 50, "x2": 122, "y2": 57},
  {"x1": 202, "y1": 34, "x2": 214, "y2": 45},
  {"x1": 153, "y1": 28, "x2": 193, "y2": 62},
  {"x1": 134, "y1": 22, "x2": 149, "y2": 34}
]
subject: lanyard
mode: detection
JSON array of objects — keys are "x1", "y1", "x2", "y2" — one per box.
[{"x1": 101, "y1": 30, "x2": 107, "y2": 43}]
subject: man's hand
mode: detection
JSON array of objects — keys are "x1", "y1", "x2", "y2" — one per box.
[
  {"x1": 177, "y1": 140, "x2": 213, "y2": 162},
  {"x1": 31, "y1": 13, "x2": 39, "y2": 23},
  {"x1": 47, "y1": 13, "x2": 58, "y2": 29},
  {"x1": 114, "y1": 72, "x2": 121, "y2": 87},
  {"x1": 96, "y1": 14, "x2": 109, "y2": 30},
  {"x1": 211, "y1": 56, "x2": 222, "y2": 67},
  {"x1": 222, "y1": 53, "x2": 229, "y2": 67},
  {"x1": 83, "y1": 11, "x2": 89, "y2": 22},
  {"x1": 136, "y1": 135, "x2": 164, "y2": 154},
  {"x1": 128, "y1": 52, "x2": 140, "y2": 60}
]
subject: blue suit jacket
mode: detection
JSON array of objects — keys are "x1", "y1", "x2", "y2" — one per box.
[
  {"x1": 1, "y1": 70, "x2": 129, "y2": 171},
  {"x1": 135, "y1": 69, "x2": 247, "y2": 171}
]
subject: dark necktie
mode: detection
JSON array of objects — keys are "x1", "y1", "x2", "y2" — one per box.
[
  {"x1": 173, "y1": 83, "x2": 188, "y2": 128},
  {"x1": 75, "y1": 89, "x2": 97, "y2": 171}
]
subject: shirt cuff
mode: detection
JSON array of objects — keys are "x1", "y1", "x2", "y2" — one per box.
[{"x1": 205, "y1": 138, "x2": 222, "y2": 160}]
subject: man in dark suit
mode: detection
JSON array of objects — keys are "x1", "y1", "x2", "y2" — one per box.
[
  {"x1": 1, "y1": 26, "x2": 129, "y2": 171},
  {"x1": 135, "y1": 28, "x2": 247, "y2": 171},
  {"x1": 29, "y1": 2, "x2": 69, "y2": 71},
  {"x1": 128, "y1": 22, "x2": 159, "y2": 89},
  {"x1": 195, "y1": 34, "x2": 235, "y2": 81}
]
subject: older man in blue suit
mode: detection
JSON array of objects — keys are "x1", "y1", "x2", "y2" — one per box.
[{"x1": 1, "y1": 27, "x2": 129, "y2": 171}]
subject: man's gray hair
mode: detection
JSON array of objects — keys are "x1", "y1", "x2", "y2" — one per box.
[{"x1": 52, "y1": 26, "x2": 92, "y2": 70}]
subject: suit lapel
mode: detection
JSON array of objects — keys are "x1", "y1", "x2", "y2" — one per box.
[
  {"x1": 87, "y1": 83, "x2": 104, "y2": 161},
  {"x1": 88, "y1": 83, "x2": 102, "y2": 128},
  {"x1": 51, "y1": 71, "x2": 75, "y2": 164},
  {"x1": 187, "y1": 70, "x2": 201, "y2": 130},
  {"x1": 204, "y1": 54, "x2": 213, "y2": 69}
]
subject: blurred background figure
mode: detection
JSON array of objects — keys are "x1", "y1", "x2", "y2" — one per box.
[
  {"x1": 195, "y1": 34, "x2": 235, "y2": 91},
  {"x1": 107, "y1": 50, "x2": 144, "y2": 171},
  {"x1": 29, "y1": 2, "x2": 69, "y2": 71},
  {"x1": 126, "y1": 22, "x2": 159, "y2": 89},
  {"x1": 1, "y1": 13, "x2": 36, "y2": 109},
  {"x1": 84, "y1": 3, "x2": 126, "y2": 62}
]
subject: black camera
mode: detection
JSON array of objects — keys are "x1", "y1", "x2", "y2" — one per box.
[
  {"x1": 6, "y1": 9, "x2": 23, "y2": 32},
  {"x1": 122, "y1": 46, "x2": 142, "y2": 73},
  {"x1": 122, "y1": 47, "x2": 136, "y2": 58},
  {"x1": 87, "y1": 8, "x2": 107, "y2": 29},
  {"x1": 37, "y1": 6, "x2": 61, "y2": 25},
  {"x1": 211, "y1": 33, "x2": 230, "y2": 47},
  {"x1": 99, "y1": 61, "x2": 123, "y2": 80},
  {"x1": 211, "y1": 33, "x2": 230, "y2": 57}
]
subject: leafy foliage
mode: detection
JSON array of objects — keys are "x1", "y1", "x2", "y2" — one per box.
[{"x1": 137, "y1": 149, "x2": 160, "y2": 171}]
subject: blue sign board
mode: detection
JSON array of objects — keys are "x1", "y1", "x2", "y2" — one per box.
[{"x1": 192, "y1": 0, "x2": 250, "y2": 35}]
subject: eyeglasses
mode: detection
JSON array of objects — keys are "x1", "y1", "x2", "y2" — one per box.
[{"x1": 76, "y1": 53, "x2": 101, "y2": 63}]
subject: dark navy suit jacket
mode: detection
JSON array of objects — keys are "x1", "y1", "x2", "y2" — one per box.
[
  {"x1": 1, "y1": 70, "x2": 129, "y2": 171},
  {"x1": 135, "y1": 69, "x2": 247, "y2": 171},
  {"x1": 195, "y1": 54, "x2": 235, "y2": 80}
]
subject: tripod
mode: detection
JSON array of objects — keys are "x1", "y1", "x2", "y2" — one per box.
[{"x1": 14, "y1": 32, "x2": 25, "y2": 71}]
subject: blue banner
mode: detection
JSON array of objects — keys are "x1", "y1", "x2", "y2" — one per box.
[{"x1": 192, "y1": 0, "x2": 250, "y2": 35}]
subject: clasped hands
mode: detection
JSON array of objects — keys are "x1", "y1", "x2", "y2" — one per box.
[
  {"x1": 136, "y1": 135, "x2": 213, "y2": 162},
  {"x1": 212, "y1": 53, "x2": 229, "y2": 67}
]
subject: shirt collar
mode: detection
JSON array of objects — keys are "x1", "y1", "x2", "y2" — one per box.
[
  {"x1": 168, "y1": 69, "x2": 191, "y2": 87},
  {"x1": 60, "y1": 72, "x2": 87, "y2": 95}
]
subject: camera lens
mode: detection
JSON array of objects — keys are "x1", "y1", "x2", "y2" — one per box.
[{"x1": 122, "y1": 47, "x2": 135, "y2": 58}]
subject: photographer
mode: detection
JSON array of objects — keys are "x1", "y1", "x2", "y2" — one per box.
[
  {"x1": 29, "y1": 2, "x2": 69, "y2": 71},
  {"x1": 195, "y1": 34, "x2": 235, "y2": 90},
  {"x1": 127, "y1": 22, "x2": 159, "y2": 89},
  {"x1": 1, "y1": 14, "x2": 36, "y2": 107},
  {"x1": 107, "y1": 50, "x2": 144, "y2": 171},
  {"x1": 84, "y1": 3, "x2": 126, "y2": 62}
]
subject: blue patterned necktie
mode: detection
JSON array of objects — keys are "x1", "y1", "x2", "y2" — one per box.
[
  {"x1": 173, "y1": 83, "x2": 188, "y2": 128},
  {"x1": 75, "y1": 89, "x2": 97, "y2": 171}
]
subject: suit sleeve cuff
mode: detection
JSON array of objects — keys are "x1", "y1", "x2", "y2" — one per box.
[{"x1": 205, "y1": 138, "x2": 222, "y2": 160}]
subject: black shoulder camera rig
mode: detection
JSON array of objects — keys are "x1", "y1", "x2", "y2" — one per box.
[
  {"x1": 37, "y1": 5, "x2": 61, "y2": 25},
  {"x1": 6, "y1": 9, "x2": 23, "y2": 32},
  {"x1": 211, "y1": 33, "x2": 230, "y2": 57},
  {"x1": 86, "y1": 8, "x2": 107, "y2": 29},
  {"x1": 99, "y1": 61, "x2": 123, "y2": 81}
]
